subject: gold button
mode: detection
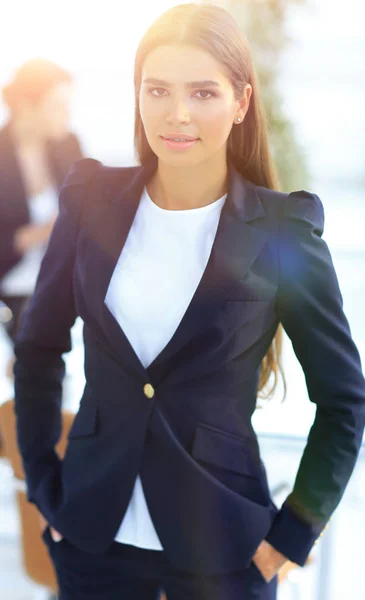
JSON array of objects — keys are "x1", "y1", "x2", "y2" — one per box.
[{"x1": 143, "y1": 383, "x2": 155, "y2": 399}]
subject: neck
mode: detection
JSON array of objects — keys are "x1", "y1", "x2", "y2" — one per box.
[
  {"x1": 147, "y1": 153, "x2": 229, "y2": 211},
  {"x1": 8, "y1": 117, "x2": 45, "y2": 148}
]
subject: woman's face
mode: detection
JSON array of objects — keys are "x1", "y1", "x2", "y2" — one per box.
[
  {"x1": 139, "y1": 44, "x2": 251, "y2": 168},
  {"x1": 37, "y1": 81, "x2": 73, "y2": 140}
]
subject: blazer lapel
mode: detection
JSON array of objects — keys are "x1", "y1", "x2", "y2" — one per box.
[
  {"x1": 93, "y1": 158, "x2": 269, "y2": 383},
  {"x1": 96, "y1": 160, "x2": 157, "y2": 380}
]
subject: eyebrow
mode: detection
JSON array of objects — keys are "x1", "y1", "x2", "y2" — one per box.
[{"x1": 142, "y1": 78, "x2": 221, "y2": 88}]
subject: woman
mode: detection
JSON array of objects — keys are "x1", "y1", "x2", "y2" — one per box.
[
  {"x1": 13, "y1": 4, "x2": 365, "y2": 600},
  {"x1": 0, "y1": 58, "x2": 83, "y2": 348}
]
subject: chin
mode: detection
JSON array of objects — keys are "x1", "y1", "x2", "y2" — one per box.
[
  {"x1": 162, "y1": 156, "x2": 201, "y2": 168},
  {"x1": 157, "y1": 147, "x2": 202, "y2": 166}
]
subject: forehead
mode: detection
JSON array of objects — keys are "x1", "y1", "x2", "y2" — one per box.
[{"x1": 142, "y1": 44, "x2": 231, "y2": 86}]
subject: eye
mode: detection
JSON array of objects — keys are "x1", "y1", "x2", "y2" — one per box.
[
  {"x1": 148, "y1": 88, "x2": 216, "y2": 99},
  {"x1": 149, "y1": 87, "x2": 168, "y2": 97},
  {"x1": 194, "y1": 90, "x2": 216, "y2": 99}
]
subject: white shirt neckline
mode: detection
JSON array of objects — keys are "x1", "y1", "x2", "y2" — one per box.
[{"x1": 144, "y1": 186, "x2": 227, "y2": 215}]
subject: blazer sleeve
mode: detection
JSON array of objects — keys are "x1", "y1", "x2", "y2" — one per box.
[
  {"x1": 13, "y1": 157, "x2": 101, "y2": 516},
  {"x1": 264, "y1": 190, "x2": 365, "y2": 566},
  {"x1": 0, "y1": 133, "x2": 85, "y2": 281},
  {"x1": 0, "y1": 229, "x2": 23, "y2": 280}
]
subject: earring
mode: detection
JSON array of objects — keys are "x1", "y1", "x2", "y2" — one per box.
[{"x1": 236, "y1": 117, "x2": 241, "y2": 123}]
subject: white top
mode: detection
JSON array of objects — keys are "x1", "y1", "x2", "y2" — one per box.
[
  {"x1": 105, "y1": 184, "x2": 227, "y2": 549},
  {"x1": 1, "y1": 186, "x2": 59, "y2": 296}
]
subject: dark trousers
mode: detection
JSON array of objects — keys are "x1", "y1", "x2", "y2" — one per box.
[{"x1": 42, "y1": 526, "x2": 278, "y2": 600}]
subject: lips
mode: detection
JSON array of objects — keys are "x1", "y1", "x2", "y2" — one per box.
[
  {"x1": 160, "y1": 136, "x2": 200, "y2": 152},
  {"x1": 161, "y1": 135, "x2": 199, "y2": 141}
]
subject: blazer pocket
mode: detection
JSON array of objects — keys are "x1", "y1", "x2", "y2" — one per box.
[
  {"x1": 191, "y1": 422, "x2": 260, "y2": 477},
  {"x1": 67, "y1": 395, "x2": 98, "y2": 439}
]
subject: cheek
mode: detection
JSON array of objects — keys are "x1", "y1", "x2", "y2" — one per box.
[
  {"x1": 42, "y1": 100, "x2": 68, "y2": 126},
  {"x1": 139, "y1": 97, "x2": 161, "y2": 128},
  {"x1": 197, "y1": 104, "x2": 234, "y2": 140}
]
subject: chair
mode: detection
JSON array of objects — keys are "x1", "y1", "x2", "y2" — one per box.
[{"x1": 0, "y1": 398, "x2": 74, "y2": 595}]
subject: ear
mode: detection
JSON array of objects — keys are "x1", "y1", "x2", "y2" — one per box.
[{"x1": 235, "y1": 84, "x2": 253, "y2": 123}]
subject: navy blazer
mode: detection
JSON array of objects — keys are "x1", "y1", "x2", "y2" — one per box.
[
  {"x1": 0, "y1": 123, "x2": 83, "y2": 282},
  {"x1": 13, "y1": 156, "x2": 365, "y2": 575}
]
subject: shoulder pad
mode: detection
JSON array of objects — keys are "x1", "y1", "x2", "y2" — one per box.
[
  {"x1": 283, "y1": 190, "x2": 324, "y2": 235},
  {"x1": 63, "y1": 158, "x2": 102, "y2": 187}
]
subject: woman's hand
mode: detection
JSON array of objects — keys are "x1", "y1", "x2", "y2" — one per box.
[
  {"x1": 14, "y1": 217, "x2": 56, "y2": 254},
  {"x1": 39, "y1": 512, "x2": 64, "y2": 542},
  {"x1": 252, "y1": 539, "x2": 289, "y2": 583}
]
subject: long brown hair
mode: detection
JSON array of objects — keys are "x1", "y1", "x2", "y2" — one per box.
[{"x1": 133, "y1": 3, "x2": 286, "y2": 402}]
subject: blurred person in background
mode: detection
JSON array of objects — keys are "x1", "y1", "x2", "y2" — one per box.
[
  {"x1": 12, "y1": 4, "x2": 365, "y2": 600},
  {"x1": 0, "y1": 58, "x2": 83, "y2": 374}
]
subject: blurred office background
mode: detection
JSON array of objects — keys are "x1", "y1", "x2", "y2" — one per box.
[{"x1": 0, "y1": 0, "x2": 364, "y2": 598}]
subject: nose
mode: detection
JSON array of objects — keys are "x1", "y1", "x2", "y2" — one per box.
[{"x1": 165, "y1": 98, "x2": 191, "y2": 125}]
